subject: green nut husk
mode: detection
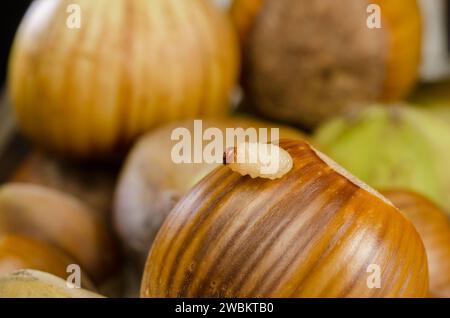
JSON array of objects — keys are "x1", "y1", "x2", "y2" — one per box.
[{"x1": 313, "y1": 105, "x2": 450, "y2": 212}]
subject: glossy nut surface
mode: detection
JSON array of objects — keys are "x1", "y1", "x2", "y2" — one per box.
[{"x1": 142, "y1": 139, "x2": 428, "y2": 297}]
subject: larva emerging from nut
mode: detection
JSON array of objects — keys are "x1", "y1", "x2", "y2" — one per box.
[{"x1": 223, "y1": 142, "x2": 293, "y2": 179}]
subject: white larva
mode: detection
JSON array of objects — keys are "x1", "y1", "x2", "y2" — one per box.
[{"x1": 223, "y1": 142, "x2": 293, "y2": 179}]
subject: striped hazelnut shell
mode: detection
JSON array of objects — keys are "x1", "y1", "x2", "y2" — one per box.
[
  {"x1": 383, "y1": 190, "x2": 450, "y2": 297},
  {"x1": 141, "y1": 139, "x2": 428, "y2": 297}
]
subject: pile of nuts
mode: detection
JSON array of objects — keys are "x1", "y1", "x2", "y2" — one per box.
[{"x1": 0, "y1": 0, "x2": 449, "y2": 298}]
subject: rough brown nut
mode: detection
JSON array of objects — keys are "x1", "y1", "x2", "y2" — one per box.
[{"x1": 231, "y1": 0, "x2": 421, "y2": 127}]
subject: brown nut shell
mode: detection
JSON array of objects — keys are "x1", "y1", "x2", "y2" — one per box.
[
  {"x1": 8, "y1": 0, "x2": 239, "y2": 158},
  {"x1": 0, "y1": 183, "x2": 118, "y2": 283},
  {"x1": 383, "y1": 190, "x2": 450, "y2": 297},
  {"x1": 141, "y1": 139, "x2": 428, "y2": 297},
  {"x1": 0, "y1": 234, "x2": 95, "y2": 290}
]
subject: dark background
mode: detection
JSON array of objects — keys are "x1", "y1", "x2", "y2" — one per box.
[{"x1": 0, "y1": 1, "x2": 32, "y2": 85}]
